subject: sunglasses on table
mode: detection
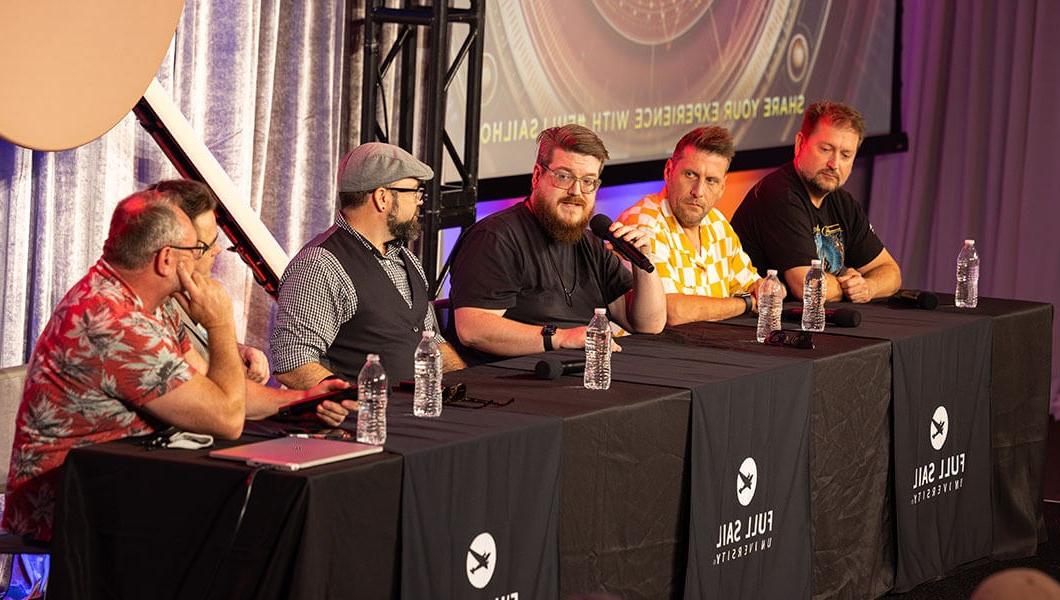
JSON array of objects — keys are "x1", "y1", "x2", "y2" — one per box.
[
  {"x1": 442, "y1": 383, "x2": 515, "y2": 409},
  {"x1": 764, "y1": 330, "x2": 815, "y2": 350}
]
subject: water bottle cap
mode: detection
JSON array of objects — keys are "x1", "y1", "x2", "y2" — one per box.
[
  {"x1": 965, "y1": 239, "x2": 975, "y2": 245},
  {"x1": 810, "y1": 259, "x2": 822, "y2": 267},
  {"x1": 422, "y1": 330, "x2": 435, "y2": 339},
  {"x1": 366, "y1": 353, "x2": 380, "y2": 362},
  {"x1": 766, "y1": 269, "x2": 778, "y2": 276},
  {"x1": 594, "y1": 307, "x2": 606, "y2": 315}
]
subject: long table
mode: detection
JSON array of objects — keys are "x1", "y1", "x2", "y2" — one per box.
[{"x1": 49, "y1": 296, "x2": 1051, "y2": 600}]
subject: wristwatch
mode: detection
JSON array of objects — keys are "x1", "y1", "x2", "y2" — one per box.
[
  {"x1": 541, "y1": 323, "x2": 557, "y2": 351},
  {"x1": 734, "y1": 292, "x2": 754, "y2": 316}
]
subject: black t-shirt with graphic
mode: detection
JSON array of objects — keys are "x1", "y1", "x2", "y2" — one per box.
[
  {"x1": 731, "y1": 162, "x2": 884, "y2": 277},
  {"x1": 449, "y1": 199, "x2": 633, "y2": 364}
]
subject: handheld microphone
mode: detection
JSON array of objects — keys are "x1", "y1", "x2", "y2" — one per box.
[
  {"x1": 589, "y1": 214, "x2": 655, "y2": 273},
  {"x1": 781, "y1": 307, "x2": 862, "y2": 327},
  {"x1": 888, "y1": 289, "x2": 939, "y2": 310},
  {"x1": 534, "y1": 357, "x2": 587, "y2": 380}
]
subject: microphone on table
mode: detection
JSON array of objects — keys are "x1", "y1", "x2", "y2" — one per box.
[
  {"x1": 781, "y1": 307, "x2": 862, "y2": 327},
  {"x1": 887, "y1": 289, "x2": 939, "y2": 310},
  {"x1": 589, "y1": 214, "x2": 655, "y2": 273},
  {"x1": 535, "y1": 357, "x2": 586, "y2": 380}
]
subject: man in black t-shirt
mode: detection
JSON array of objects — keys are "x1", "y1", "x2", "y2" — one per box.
[
  {"x1": 449, "y1": 124, "x2": 666, "y2": 364},
  {"x1": 731, "y1": 101, "x2": 901, "y2": 303}
]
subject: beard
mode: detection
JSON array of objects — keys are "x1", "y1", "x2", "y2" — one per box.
[
  {"x1": 800, "y1": 167, "x2": 842, "y2": 198},
  {"x1": 387, "y1": 205, "x2": 422, "y2": 243},
  {"x1": 671, "y1": 196, "x2": 709, "y2": 229},
  {"x1": 532, "y1": 192, "x2": 590, "y2": 244}
]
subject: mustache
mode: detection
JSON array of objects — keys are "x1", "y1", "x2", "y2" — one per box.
[
  {"x1": 816, "y1": 169, "x2": 840, "y2": 178},
  {"x1": 558, "y1": 196, "x2": 587, "y2": 206}
]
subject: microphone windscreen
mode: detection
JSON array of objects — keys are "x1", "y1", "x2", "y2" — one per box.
[
  {"x1": 589, "y1": 213, "x2": 613, "y2": 238},
  {"x1": 831, "y1": 308, "x2": 862, "y2": 327},
  {"x1": 534, "y1": 357, "x2": 564, "y2": 380}
]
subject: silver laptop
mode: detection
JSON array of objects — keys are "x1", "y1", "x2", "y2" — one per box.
[{"x1": 209, "y1": 436, "x2": 382, "y2": 471}]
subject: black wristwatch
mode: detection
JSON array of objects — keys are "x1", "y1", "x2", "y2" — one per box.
[
  {"x1": 541, "y1": 324, "x2": 557, "y2": 351},
  {"x1": 735, "y1": 292, "x2": 754, "y2": 316}
]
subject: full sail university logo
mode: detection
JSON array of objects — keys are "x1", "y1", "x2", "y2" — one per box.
[
  {"x1": 736, "y1": 457, "x2": 757, "y2": 506},
  {"x1": 911, "y1": 405, "x2": 966, "y2": 505},
  {"x1": 466, "y1": 532, "x2": 496, "y2": 589},
  {"x1": 466, "y1": 532, "x2": 520, "y2": 599},
  {"x1": 713, "y1": 456, "x2": 775, "y2": 565},
  {"x1": 930, "y1": 405, "x2": 948, "y2": 450}
]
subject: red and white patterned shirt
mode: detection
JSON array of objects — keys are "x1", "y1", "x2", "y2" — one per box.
[{"x1": 3, "y1": 260, "x2": 194, "y2": 541}]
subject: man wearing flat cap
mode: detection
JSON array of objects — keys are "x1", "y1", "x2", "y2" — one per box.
[{"x1": 271, "y1": 143, "x2": 464, "y2": 410}]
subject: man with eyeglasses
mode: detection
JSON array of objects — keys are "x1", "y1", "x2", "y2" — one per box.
[
  {"x1": 271, "y1": 142, "x2": 464, "y2": 421},
  {"x1": 4, "y1": 183, "x2": 348, "y2": 542},
  {"x1": 617, "y1": 126, "x2": 763, "y2": 324},
  {"x1": 449, "y1": 124, "x2": 666, "y2": 365},
  {"x1": 151, "y1": 180, "x2": 272, "y2": 384}
]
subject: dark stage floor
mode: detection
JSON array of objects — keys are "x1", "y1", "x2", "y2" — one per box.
[{"x1": 883, "y1": 417, "x2": 1060, "y2": 599}]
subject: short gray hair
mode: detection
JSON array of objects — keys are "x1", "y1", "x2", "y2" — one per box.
[{"x1": 101, "y1": 189, "x2": 187, "y2": 269}]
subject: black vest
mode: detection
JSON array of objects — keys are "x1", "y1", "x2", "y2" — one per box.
[{"x1": 316, "y1": 227, "x2": 429, "y2": 383}]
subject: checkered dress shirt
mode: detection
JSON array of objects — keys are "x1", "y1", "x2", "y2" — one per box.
[
  {"x1": 270, "y1": 216, "x2": 439, "y2": 374},
  {"x1": 618, "y1": 191, "x2": 760, "y2": 297}
]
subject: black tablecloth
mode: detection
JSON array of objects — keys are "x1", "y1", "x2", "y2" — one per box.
[
  {"x1": 50, "y1": 295, "x2": 1049, "y2": 600},
  {"x1": 52, "y1": 438, "x2": 403, "y2": 600},
  {"x1": 383, "y1": 397, "x2": 563, "y2": 600},
  {"x1": 441, "y1": 367, "x2": 693, "y2": 600},
  {"x1": 491, "y1": 330, "x2": 892, "y2": 600}
]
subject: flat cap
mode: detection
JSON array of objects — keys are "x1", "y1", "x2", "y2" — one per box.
[{"x1": 337, "y1": 142, "x2": 434, "y2": 193}]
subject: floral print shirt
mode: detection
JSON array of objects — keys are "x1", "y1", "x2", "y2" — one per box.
[{"x1": 3, "y1": 260, "x2": 193, "y2": 540}]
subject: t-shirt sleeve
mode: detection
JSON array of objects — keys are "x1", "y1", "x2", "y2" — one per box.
[
  {"x1": 111, "y1": 309, "x2": 194, "y2": 408},
  {"x1": 841, "y1": 196, "x2": 886, "y2": 270},
  {"x1": 450, "y1": 227, "x2": 523, "y2": 311}
]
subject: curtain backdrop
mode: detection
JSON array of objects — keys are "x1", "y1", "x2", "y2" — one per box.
[
  {"x1": 0, "y1": 0, "x2": 350, "y2": 366},
  {"x1": 869, "y1": 0, "x2": 1060, "y2": 415}
]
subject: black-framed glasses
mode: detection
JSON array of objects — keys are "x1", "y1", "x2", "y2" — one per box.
[
  {"x1": 441, "y1": 383, "x2": 515, "y2": 409},
  {"x1": 538, "y1": 163, "x2": 602, "y2": 193},
  {"x1": 164, "y1": 232, "x2": 219, "y2": 260},
  {"x1": 163, "y1": 240, "x2": 211, "y2": 259},
  {"x1": 764, "y1": 330, "x2": 815, "y2": 350},
  {"x1": 385, "y1": 186, "x2": 427, "y2": 201}
]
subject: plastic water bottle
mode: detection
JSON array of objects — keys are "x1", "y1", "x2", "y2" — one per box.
[
  {"x1": 356, "y1": 354, "x2": 387, "y2": 445},
  {"x1": 584, "y1": 308, "x2": 612, "y2": 390},
  {"x1": 955, "y1": 239, "x2": 980, "y2": 308},
  {"x1": 756, "y1": 270, "x2": 786, "y2": 342},
  {"x1": 801, "y1": 259, "x2": 826, "y2": 332},
  {"x1": 413, "y1": 331, "x2": 443, "y2": 417}
]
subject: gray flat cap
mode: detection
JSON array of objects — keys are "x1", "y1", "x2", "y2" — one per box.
[{"x1": 337, "y1": 142, "x2": 434, "y2": 193}]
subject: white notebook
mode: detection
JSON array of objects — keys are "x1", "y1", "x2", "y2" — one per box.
[{"x1": 209, "y1": 436, "x2": 382, "y2": 471}]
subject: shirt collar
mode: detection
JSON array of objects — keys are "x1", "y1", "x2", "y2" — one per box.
[{"x1": 334, "y1": 215, "x2": 405, "y2": 258}]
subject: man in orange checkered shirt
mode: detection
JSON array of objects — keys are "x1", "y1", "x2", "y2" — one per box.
[{"x1": 618, "y1": 127, "x2": 762, "y2": 325}]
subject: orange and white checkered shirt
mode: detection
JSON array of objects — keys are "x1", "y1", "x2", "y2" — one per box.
[{"x1": 618, "y1": 191, "x2": 760, "y2": 297}]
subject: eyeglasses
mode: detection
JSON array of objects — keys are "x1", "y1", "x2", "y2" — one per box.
[
  {"x1": 538, "y1": 164, "x2": 602, "y2": 193},
  {"x1": 764, "y1": 330, "x2": 815, "y2": 350},
  {"x1": 441, "y1": 383, "x2": 515, "y2": 409},
  {"x1": 385, "y1": 186, "x2": 428, "y2": 201},
  {"x1": 163, "y1": 241, "x2": 211, "y2": 259},
  {"x1": 164, "y1": 232, "x2": 219, "y2": 260}
]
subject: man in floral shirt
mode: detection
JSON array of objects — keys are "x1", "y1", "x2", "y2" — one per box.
[{"x1": 3, "y1": 181, "x2": 332, "y2": 542}]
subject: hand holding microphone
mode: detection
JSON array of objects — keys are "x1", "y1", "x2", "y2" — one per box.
[{"x1": 589, "y1": 214, "x2": 655, "y2": 273}]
